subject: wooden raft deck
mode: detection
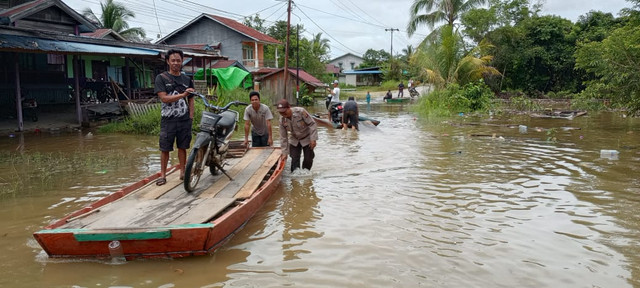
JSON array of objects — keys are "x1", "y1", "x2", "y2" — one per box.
[{"x1": 60, "y1": 148, "x2": 281, "y2": 230}]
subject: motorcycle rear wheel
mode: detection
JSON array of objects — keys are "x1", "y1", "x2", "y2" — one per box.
[{"x1": 184, "y1": 146, "x2": 208, "y2": 192}]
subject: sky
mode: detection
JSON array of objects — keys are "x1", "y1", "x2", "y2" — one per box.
[{"x1": 61, "y1": 0, "x2": 634, "y2": 59}]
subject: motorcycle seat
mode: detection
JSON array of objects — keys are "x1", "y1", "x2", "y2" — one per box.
[{"x1": 216, "y1": 110, "x2": 237, "y2": 140}]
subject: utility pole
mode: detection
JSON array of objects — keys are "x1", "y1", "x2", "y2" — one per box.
[
  {"x1": 283, "y1": 0, "x2": 292, "y2": 100},
  {"x1": 385, "y1": 28, "x2": 399, "y2": 58},
  {"x1": 296, "y1": 23, "x2": 300, "y2": 105}
]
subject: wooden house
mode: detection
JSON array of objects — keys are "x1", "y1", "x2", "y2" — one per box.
[
  {"x1": 156, "y1": 14, "x2": 281, "y2": 71},
  {"x1": 253, "y1": 68, "x2": 327, "y2": 105},
  {"x1": 0, "y1": 0, "x2": 224, "y2": 130}
]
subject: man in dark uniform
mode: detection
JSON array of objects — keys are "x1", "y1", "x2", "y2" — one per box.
[
  {"x1": 342, "y1": 96, "x2": 359, "y2": 130},
  {"x1": 277, "y1": 99, "x2": 318, "y2": 172}
]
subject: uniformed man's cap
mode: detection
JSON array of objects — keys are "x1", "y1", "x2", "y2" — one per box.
[{"x1": 276, "y1": 99, "x2": 290, "y2": 112}]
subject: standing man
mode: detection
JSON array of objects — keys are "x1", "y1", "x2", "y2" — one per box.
[
  {"x1": 328, "y1": 79, "x2": 341, "y2": 121},
  {"x1": 330, "y1": 79, "x2": 341, "y2": 103},
  {"x1": 243, "y1": 91, "x2": 273, "y2": 147},
  {"x1": 398, "y1": 81, "x2": 405, "y2": 97},
  {"x1": 276, "y1": 99, "x2": 318, "y2": 172},
  {"x1": 154, "y1": 49, "x2": 195, "y2": 186},
  {"x1": 342, "y1": 96, "x2": 359, "y2": 131}
]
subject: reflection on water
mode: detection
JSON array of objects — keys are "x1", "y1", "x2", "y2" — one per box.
[{"x1": 0, "y1": 103, "x2": 639, "y2": 287}]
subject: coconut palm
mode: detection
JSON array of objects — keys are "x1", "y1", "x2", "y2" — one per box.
[
  {"x1": 83, "y1": 0, "x2": 146, "y2": 41},
  {"x1": 407, "y1": 0, "x2": 486, "y2": 39},
  {"x1": 310, "y1": 32, "x2": 330, "y2": 61},
  {"x1": 411, "y1": 25, "x2": 499, "y2": 88}
]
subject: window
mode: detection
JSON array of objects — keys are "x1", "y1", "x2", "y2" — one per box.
[
  {"x1": 47, "y1": 54, "x2": 64, "y2": 64},
  {"x1": 338, "y1": 62, "x2": 343, "y2": 69},
  {"x1": 350, "y1": 62, "x2": 355, "y2": 69},
  {"x1": 243, "y1": 45, "x2": 254, "y2": 60}
]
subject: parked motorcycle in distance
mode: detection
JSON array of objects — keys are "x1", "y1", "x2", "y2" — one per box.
[
  {"x1": 409, "y1": 87, "x2": 420, "y2": 98},
  {"x1": 184, "y1": 92, "x2": 248, "y2": 193}
]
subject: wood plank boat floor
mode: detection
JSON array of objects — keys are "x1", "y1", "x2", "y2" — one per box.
[{"x1": 61, "y1": 148, "x2": 280, "y2": 230}]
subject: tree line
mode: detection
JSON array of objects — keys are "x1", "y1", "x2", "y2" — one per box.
[{"x1": 404, "y1": 0, "x2": 640, "y2": 115}]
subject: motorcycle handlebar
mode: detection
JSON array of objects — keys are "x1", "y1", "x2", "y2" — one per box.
[{"x1": 189, "y1": 91, "x2": 248, "y2": 111}]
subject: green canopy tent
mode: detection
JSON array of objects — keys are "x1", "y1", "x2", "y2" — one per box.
[{"x1": 194, "y1": 67, "x2": 253, "y2": 91}]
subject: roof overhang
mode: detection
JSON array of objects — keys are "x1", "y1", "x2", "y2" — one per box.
[
  {"x1": 343, "y1": 70, "x2": 383, "y2": 75},
  {"x1": 0, "y1": 34, "x2": 160, "y2": 57}
]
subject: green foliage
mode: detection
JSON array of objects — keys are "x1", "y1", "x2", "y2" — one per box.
[
  {"x1": 412, "y1": 25, "x2": 500, "y2": 89},
  {"x1": 574, "y1": 21, "x2": 640, "y2": 115},
  {"x1": 460, "y1": 80, "x2": 494, "y2": 111},
  {"x1": 99, "y1": 89, "x2": 249, "y2": 135},
  {"x1": 407, "y1": 0, "x2": 488, "y2": 40},
  {"x1": 486, "y1": 15, "x2": 579, "y2": 94},
  {"x1": 297, "y1": 84, "x2": 313, "y2": 106},
  {"x1": 82, "y1": 0, "x2": 145, "y2": 41},
  {"x1": 509, "y1": 95, "x2": 542, "y2": 111},
  {"x1": 361, "y1": 49, "x2": 390, "y2": 68},
  {"x1": 261, "y1": 20, "x2": 329, "y2": 79},
  {"x1": 416, "y1": 80, "x2": 494, "y2": 117},
  {"x1": 98, "y1": 104, "x2": 161, "y2": 135}
]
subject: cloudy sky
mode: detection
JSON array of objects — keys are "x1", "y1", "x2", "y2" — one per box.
[{"x1": 62, "y1": 0, "x2": 633, "y2": 59}]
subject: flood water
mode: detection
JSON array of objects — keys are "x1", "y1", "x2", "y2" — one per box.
[{"x1": 0, "y1": 101, "x2": 639, "y2": 287}]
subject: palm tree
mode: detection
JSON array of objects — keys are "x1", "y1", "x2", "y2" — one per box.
[
  {"x1": 411, "y1": 25, "x2": 499, "y2": 88},
  {"x1": 83, "y1": 0, "x2": 146, "y2": 41},
  {"x1": 310, "y1": 32, "x2": 331, "y2": 61},
  {"x1": 407, "y1": 0, "x2": 486, "y2": 39},
  {"x1": 401, "y1": 45, "x2": 414, "y2": 61}
]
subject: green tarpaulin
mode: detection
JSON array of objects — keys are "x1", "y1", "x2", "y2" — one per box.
[{"x1": 193, "y1": 67, "x2": 252, "y2": 91}]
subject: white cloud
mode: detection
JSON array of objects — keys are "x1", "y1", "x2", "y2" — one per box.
[{"x1": 63, "y1": 0, "x2": 633, "y2": 59}]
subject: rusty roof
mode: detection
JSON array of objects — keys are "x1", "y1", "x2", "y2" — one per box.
[
  {"x1": 208, "y1": 14, "x2": 280, "y2": 45},
  {"x1": 255, "y1": 68, "x2": 326, "y2": 88}
]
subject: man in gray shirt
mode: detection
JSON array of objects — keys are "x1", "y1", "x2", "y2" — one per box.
[{"x1": 243, "y1": 91, "x2": 274, "y2": 147}]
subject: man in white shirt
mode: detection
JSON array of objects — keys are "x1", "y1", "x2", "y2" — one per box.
[{"x1": 330, "y1": 80, "x2": 340, "y2": 103}]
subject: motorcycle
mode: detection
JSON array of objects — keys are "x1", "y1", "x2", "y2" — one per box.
[
  {"x1": 409, "y1": 87, "x2": 420, "y2": 98},
  {"x1": 325, "y1": 96, "x2": 343, "y2": 128},
  {"x1": 183, "y1": 92, "x2": 248, "y2": 192}
]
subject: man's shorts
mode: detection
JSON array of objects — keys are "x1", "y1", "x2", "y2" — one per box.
[{"x1": 159, "y1": 119, "x2": 192, "y2": 151}]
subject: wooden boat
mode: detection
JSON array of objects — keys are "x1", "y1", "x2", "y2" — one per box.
[
  {"x1": 384, "y1": 97, "x2": 411, "y2": 103},
  {"x1": 312, "y1": 113, "x2": 380, "y2": 129},
  {"x1": 33, "y1": 144, "x2": 284, "y2": 260}
]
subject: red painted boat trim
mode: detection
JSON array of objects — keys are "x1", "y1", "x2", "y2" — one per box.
[{"x1": 33, "y1": 154, "x2": 285, "y2": 260}]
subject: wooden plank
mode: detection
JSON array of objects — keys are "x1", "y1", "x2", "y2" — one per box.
[
  {"x1": 86, "y1": 198, "x2": 177, "y2": 229},
  {"x1": 168, "y1": 197, "x2": 236, "y2": 225},
  {"x1": 127, "y1": 197, "x2": 198, "y2": 227},
  {"x1": 234, "y1": 149, "x2": 280, "y2": 199},
  {"x1": 138, "y1": 169, "x2": 181, "y2": 200},
  {"x1": 198, "y1": 148, "x2": 264, "y2": 198},
  {"x1": 214, "y1": 148, "x2": 275, "y2": 199}
]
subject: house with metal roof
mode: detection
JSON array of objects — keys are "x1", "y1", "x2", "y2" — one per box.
[
  {"x1": 342, "y1": 67, "x2": 384, "y2": 87},
  {"x1": 157, "y1": 14, "x2": 281, "y2": 71},
  {"x1": 0, "y1": 0, "x2": 224, "y2": 131},
  {"x1": 252, "y1": 68, "x2": 327, "y2": 105}
]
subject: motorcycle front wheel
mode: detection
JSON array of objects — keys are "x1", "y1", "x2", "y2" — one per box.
[{"x1": 184, "y1": 146, "x2": 208, "y2": 192}]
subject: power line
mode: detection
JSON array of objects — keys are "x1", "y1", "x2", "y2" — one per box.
[
  {"x1": 296, "y1": 5, "x2": 363, "y2": 56},
  {"x1": 385, "y1": 28, "x2": 399, "y2": 57}
]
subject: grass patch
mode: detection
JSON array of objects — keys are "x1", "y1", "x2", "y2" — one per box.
[{"x1": 99, "y1": 88, "x2": 250, "y2": 135}]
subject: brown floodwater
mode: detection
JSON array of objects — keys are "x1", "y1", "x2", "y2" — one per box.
[{"x1": 0, "y1": 102, "x2": 639, "y2": 287}]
